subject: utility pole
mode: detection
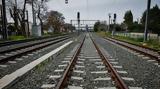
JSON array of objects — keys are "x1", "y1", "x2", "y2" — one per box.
[
  {"x1": 26, "y1": 10, "x2": 29, "y2": 37},
  {"x1": 108, "y1": 13, "x2": 111, "y2": 32},
  {"x1": 144, "y1": 0, "x2": 151, "y2": 42},
  {"x1": 2, "y1": 0, "x2": 7, "y2": 39}
]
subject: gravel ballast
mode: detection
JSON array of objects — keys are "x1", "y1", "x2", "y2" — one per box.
[
  {"x1": 0, "y1": 38, "x2": 71, "y2": 79},
  {"x1": 93, "y1": 33, "x2": 160, "y2": 89},
  {"x1": 9, "y1": 35, "x2": 84, "y2": 89}
]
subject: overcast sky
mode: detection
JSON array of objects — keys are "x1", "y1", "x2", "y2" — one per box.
[{"x1": 45, "y1": 0, "x2": 160, "y2": 24}]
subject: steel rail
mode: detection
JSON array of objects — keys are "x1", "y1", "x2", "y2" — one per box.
[
  {"x1": 0, "y1": 35, "x2": 69, "y2": 54},
  {"x1": 0, "y1": 34, "x2": 67, "y2": 47},
  {"x1": 55, "y1": 34, "x2": 128, "y2": 89},
  {"x1": 55, "y1": 36, "x2": 86, "y2": 89},
  {"x1": 105, "y1": 37, "x2": 160, "y2": 62},
  {"x1": 107, "y1": 37, "x2": 159, "y2": 52},
  {"x1": 90, "y1": 36, "x2": 128, "y2": 89},
  {"x1": 0, "y1": 37, "x2": 70, "y2": 63}
]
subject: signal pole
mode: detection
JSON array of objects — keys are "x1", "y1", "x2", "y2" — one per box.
[
  {"x1": 108, "y1": 13, "x2": 111, "y2": 32},
  {"x1": 2, "y1": 0, "x2": 8, "y2": 39},
  {"x1": 77, "y1": 12, "x2": 80, "y2": 35},
  {"x1": 144, "y1": 0, "x2": 151, "y2": 42},
  {"x1": 112, "y1": 13, "x2": 116, "y2": 37}
]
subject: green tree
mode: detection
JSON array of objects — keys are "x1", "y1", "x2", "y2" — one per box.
[
  {"x1": 141, "y1": 5, "x2": 160, "y2": 36},
  {"x1": 94, "y1": 22, "x2": 100, "y2": 32},
  {"x1": 123, "y1": 10, "x2": 133, "y2": 31},
  {"x1": 130, "y1": 22, "x2": 143, "y2": 32}
]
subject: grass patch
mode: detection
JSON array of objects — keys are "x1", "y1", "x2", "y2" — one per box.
[
  {"x1": 8, "y1": 35, "x2": 26, "y2": 41},
  {"x1": 146, "y1": 39, "x2": 160, "y2": 50},
  {"x1": 96, "y1": 31, "x2": 111, "y2": 38},
  {"x1": 96, "y1": 31, "x2": 160, "y2": 50},
  {"x1": 35, "y1": 58, "x2": 51, "y2": 72}
]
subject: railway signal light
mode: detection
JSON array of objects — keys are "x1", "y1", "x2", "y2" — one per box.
[
  {"x1": 65, "y1": 0, "x2": 68, "y2": 4},
  {"x1": 77, "y1": 12, "x2": 80, "y2": 20},
  {"x1": 114, "y1": 13, "x2": 116, "y2": 20},
  {"x1": 112, "y1": 13, "x2": 117, "y2": 36}
]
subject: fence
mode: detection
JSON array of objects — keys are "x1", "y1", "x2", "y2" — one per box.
[{"x1": 115, "y1": 32, "x2": 160, "y2": 41}]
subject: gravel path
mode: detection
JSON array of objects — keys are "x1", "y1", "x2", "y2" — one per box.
[{"x1": 92, "y1": 33, "x2": 160, "y2": 89}]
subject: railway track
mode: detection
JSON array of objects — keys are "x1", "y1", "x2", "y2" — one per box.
[
  {"x1": 41, "y1": 33, "x2": 141, "y2": 89},
  {"x1": 0, "y1": 35, "x2": 70, "y2": 63},
  {"x1": 0, "y1": 34, "x2": 67, "y2": 47},
  {"x1": 104, "y1": 37, "x2": 160, "y2": 62},
  {"x1": 0, "y1": 35, "x2": 68, "y2": 54}
]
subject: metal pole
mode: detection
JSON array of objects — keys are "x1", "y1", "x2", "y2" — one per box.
[
  {"x1": 144, "y1": 0, "x2": 151, "y2": 42},
  {"x1": 2, "y1": 0, "x2": 7, "y2": 39},
  {"x1": 112, "y1": 13, "x2": 116, "y2": 37},
  {"x1": 77, "y1": 12, "x2": 80, "y2": 35},
  {"x1": 26, "y1": 10, "x2": 29, "y2": 37},
  {"x1": 78, "y1": 20, "x2": 80, "y2": 35},
  {"x1": 108, "y1": 13, "x2": 111, "y2": 32}
]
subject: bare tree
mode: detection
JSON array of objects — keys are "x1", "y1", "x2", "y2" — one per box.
[
  {"x1": 7, "y1": 0, "x2": 19, "y2": 34},
  {"x1": 27, "y1": 0, "x2": 49, "y2": 35},
  {"x1": 7, "y1": 0, "x2": 28, "y2": 36},
  {"x1": 36, "y1": 0, "x2": 48, "y2": 34}
]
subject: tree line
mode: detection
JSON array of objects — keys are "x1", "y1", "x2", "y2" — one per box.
[{"x1": 94, "y1": 5, "x2": 160, "y2": 36}]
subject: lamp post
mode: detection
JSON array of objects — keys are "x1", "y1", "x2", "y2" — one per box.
[{"x1": 144, "y1": 0, "x2": 151, "y2": 42}]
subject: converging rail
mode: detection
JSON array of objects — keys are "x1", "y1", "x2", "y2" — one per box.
[
  {"x1": 91, "y1": 37, "x2": 128, "y2": 89},
  {"x1": 55, "y1": 34, "x2": 128, "y2": 89},
  {"x1": 55, "y1": 36, "x2": 86, "y2": 89}
]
